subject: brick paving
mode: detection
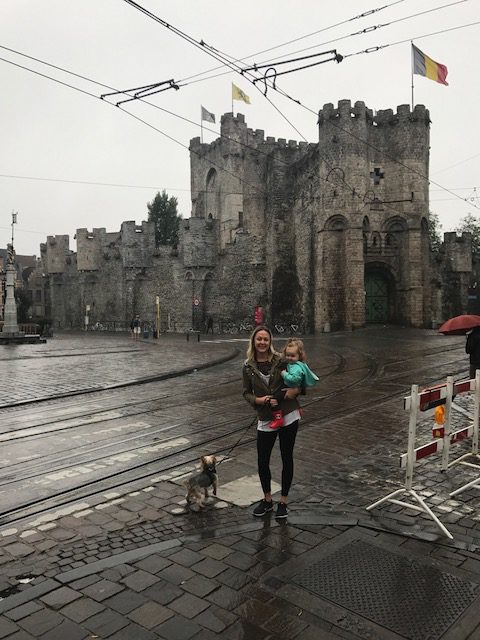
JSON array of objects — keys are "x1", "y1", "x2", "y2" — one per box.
[
  {"x1": 0, "y1": 331, "x2": 237, "y2": 407},
  {"x1": 1, "y1": 329, "x2": 480, "y2": 638}
]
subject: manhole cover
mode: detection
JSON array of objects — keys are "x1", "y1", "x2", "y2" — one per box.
[{"x1": 293, "y1": 539, "x2": 480, "y2": 640}]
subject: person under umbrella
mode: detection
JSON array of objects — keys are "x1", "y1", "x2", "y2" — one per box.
[{"x1": 466, "y1": 326, "x2": 480, "y2": 379}]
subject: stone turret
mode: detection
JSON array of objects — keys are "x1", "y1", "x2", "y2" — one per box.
[{"x1": 45, "y1": 235, "x2": 70, "y2": 274}]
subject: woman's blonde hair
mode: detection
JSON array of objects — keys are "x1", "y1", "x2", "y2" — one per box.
[
  {"x1": 283, "y1": 337, "x2": 306, "y2": 361},
  {"x1": 246, "y1": 325, "x2": 276, "y2": 361}
]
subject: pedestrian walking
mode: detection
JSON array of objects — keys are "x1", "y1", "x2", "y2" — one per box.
[
  {"x1": 466, "y1": 326, "x2": 480, "y2": 379},
  {"x1": 242, "y1": 325, "x2": 301, "y2": 519},
  {"x1": 206, "y1": 316, "x2": 214, "y2": 334},
  {"x1": 132, "y1": 315, "x2": 141, "y2": 341}
]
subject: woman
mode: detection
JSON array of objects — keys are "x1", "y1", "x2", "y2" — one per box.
[{"x1": 242, "y1": 325, "x2": 301, "y2": 519}]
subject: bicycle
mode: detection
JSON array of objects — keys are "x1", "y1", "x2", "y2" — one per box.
[
  {"x1": 239, "y1": 320, "x2": 253, "y2": 333},
  {"x1": 220, "y1": 322, "x2": 237, "y2": 334},
  {"x1": 274, "y1": 323, "x2": 285, "y2": 334}
]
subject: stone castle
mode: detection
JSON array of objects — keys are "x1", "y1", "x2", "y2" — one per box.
[{"x1": 23, "y1": 100, "x2": 475, "y2": 332}]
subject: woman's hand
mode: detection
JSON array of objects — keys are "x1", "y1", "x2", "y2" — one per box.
[
  {"x1": 284, "y1": 387, "x2": 300, "y2": 400},
  {"x1": 256, "y1": 395, "x2": 272, "y2": 406}
]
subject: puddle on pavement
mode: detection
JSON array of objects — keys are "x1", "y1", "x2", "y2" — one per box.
[
  {"x1": 0, "y1": 574, "x2": 35, "y2": 601},
  {"x1": 0, "y1": 584, "x2": 21, "y2": 600}
]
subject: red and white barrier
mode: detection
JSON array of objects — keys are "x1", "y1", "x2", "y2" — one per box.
[
  {"x1": 366, "y1": 371, "x2": 480, "y2": 539},
  {"x1": 399, "y1": 425, "x2": 474, "y2": 469}
]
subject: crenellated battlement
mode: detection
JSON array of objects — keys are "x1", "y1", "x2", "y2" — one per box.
[
  {"x1": 44, "y1": 235, "x2": 70, "y2": 274},
  {"x1": 180, "y1": 216, "x2": 217, "y2": 268},
  {"x1": 318, "y1": 100, "x2": 429, "y2": 127},
  {"x1": 443, "y1": 231, "x2": 472, "y2": 245},
  {"x1": 442, "y1": 232, "x2": 472, "y2": 273},
  {"x1": 190, "y1": 112, "x2": 315, "y2": 157}
]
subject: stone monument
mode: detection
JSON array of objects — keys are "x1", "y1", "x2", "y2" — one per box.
[
  {"x1": 2, "y1": 243, "x2": 20, "y2": 334},
  {"x1": 0, "y1": 214, "x2": 46, "y2": 344}
]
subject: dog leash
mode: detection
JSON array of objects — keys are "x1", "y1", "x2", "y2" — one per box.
[{"x1": 217, "y1": 416, "x2": 257, "y2": 465}]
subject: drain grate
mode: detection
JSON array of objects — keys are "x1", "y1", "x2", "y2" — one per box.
[{"x1": 293, "y1": 539, "x2": 480, "y2": 640}]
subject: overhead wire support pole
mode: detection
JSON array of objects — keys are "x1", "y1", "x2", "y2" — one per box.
[
  {"x1": 242, "y1": 49, "x2": 342, "y2": 73},
  {"x1": 116, "y1": 82, "x2": 179, "y2": 107},
  {"x1": 254, "y1": 54, "x2": 343, "y2": 83},
  {"x1": 100, "y1": 79, "x2": 178, "y2": 102}
]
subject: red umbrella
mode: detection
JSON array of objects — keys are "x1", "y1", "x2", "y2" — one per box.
[{"x1": 438, "y1": 314, "x2": 480, "y2": 335}]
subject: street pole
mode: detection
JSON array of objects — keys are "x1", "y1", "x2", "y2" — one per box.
[{"x1": 156, "y1": 295, "x2": 160, "y2": 339}]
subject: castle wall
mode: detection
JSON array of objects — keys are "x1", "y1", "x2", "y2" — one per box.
[
  {"x1": 33, "y1": 102, "x2": 474, "y2": 334},
  {"x1": 436, "y1": 232, "x2": 473, "y2": 320}
]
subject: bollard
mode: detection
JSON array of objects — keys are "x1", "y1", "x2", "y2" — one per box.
[
  {"x1": 197, "y1": 332, "x2": 200, "y2": 342},
  {"x1": 186, "y1": 332, "x2": 189, "y2": 342}
]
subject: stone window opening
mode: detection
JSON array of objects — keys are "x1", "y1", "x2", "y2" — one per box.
[
  {"x1": 324, "y1": 214, "x2": 348, "y2": 231},
  {"x1": 370, "y1": 231, "x2": 382, "y2": 252},
  {"x1": 238, "y1": 212, "x2": 243, "y2": 227}
]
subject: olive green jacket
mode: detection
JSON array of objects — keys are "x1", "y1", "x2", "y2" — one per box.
[{"x1": 242, "y1": 354, "x2": 300, "y2": 420}]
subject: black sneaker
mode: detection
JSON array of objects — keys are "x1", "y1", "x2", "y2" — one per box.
[
  {"x1": 253, "y1": 499, "x2": 273, "y2": 517},
  {"x1": 275, "y1": 503, "x2": 288, "y2": 519}
]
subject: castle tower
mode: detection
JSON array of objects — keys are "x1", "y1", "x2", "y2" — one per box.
[
  {"x1": 190, "y1": 113, "x2": 249, "y2": 250},
  {"x1": 315, "y1": 100, "x2": 431, "y2": 330}
]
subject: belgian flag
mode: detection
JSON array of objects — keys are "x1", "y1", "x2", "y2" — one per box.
[{"x1": 412, "y1": 44, "x2": 448, "y2": 86}]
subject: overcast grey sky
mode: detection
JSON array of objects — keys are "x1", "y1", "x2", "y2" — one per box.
[{"x1": 1, "y1": 0, "x2": 479, "y2": 256}]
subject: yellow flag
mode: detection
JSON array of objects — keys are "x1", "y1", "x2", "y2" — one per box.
[{"x1": 232, "y1": 83, "x2": 251, "y2": 104}]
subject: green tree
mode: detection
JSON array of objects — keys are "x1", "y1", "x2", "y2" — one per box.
[
  {"x1": 147, "y1": 190, "x2": 181, "y2": 246},
  {"x1": 456, "y1": 213, "x2": 480, "y2": 254},
  {"x1": 429, "y1": 211, "x2": 442, "y2": 253}
]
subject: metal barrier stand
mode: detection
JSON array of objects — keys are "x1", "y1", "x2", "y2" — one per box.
[
  {"x1": 449, "y1": 370, "x2": 480, "y2": 497},
  {"x1": 366, "y1": 384, "x2": 453, "y2": 539}
]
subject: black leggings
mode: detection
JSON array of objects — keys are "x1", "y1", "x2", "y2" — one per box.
[{"x1": 257, "y1": 421, "x2": 298, "y2": 497}]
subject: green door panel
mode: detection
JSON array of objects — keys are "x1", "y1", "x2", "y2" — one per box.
[{"x1": 365, "y1": 273, "x2": 388, "y2": 323}]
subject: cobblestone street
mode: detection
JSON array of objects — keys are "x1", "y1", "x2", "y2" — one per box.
[{"x1": 0, "y1": 328, "x2": 480, "y2": 639}]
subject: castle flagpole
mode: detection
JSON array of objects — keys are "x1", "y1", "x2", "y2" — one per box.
[
  {"x1": 200, "y1": 106, "x2": 203, "y2": 144},
  {"x1": 411, "y1": 40, "x2": 415, "y2": 109}
]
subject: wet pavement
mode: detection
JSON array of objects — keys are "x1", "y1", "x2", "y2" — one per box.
[
  {"x1": 0, "y1": 332, "x2": 237, "y2": 407},
  {"x1": 1, "y1": 327, "x2": 480, "y2": 639}
]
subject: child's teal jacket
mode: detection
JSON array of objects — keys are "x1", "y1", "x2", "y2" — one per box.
[{"x1": 282, "y1": 361, "x2": 319, "y2": 387}]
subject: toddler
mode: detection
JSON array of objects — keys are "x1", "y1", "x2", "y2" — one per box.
[{"x1": 269, "y1": 337, "x2": 318, "y2": 428}]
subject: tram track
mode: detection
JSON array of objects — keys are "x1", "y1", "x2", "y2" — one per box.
[
  {"x1": 0, "y1": 345, "x2": 466, "y2": 486},
  {"x1": 0, "y1": 340, "x2": 468, "y2": 529},
  {"x1": 0, "y1": 341, "x2": 463, "y2": 439}
]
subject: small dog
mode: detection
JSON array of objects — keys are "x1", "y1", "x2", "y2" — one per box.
[{"x1": 184, "y1": 455, "x2": 218, "y2": 510}]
